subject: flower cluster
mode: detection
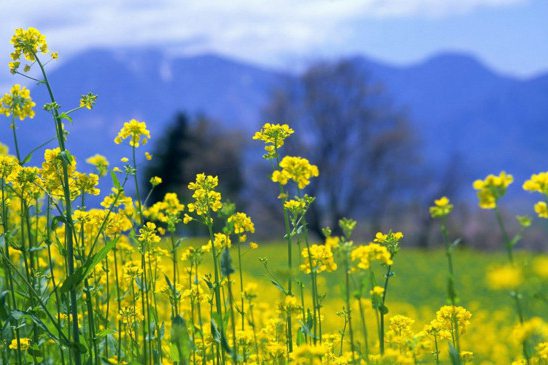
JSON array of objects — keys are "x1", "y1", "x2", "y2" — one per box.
[
  {"x1": 186, "y1": 173, "x2": 223, "y2": 218},
  {"x1": 114, "y1": 119, "x2": 151, "y2": 147},
  {"x1": 473, "y1": 171, "x2": 513, "y2": 209},
  {"x1": 272, "y1": 156, "x2": 319, "y2": 190},
  {"x1": 300, "y1": 243, "x2": 337, "y2": 274},
  {"x1": 9, "y1": 27, "x2": 54, "y2": 73},
  {"x1": 252, "y1": 122, "x2": 294, "y2": 159},
  {"x1": 227, "y1": 212, "x2": 255, "y2": 241},
  {"x1": 0, "y1": 84, "x2": 36, "y2": 120},
  {"x1": 435, "y1": 305, "x2": 472, "y2": 335},
  {"x1": 429, "y1": 196, "x2": 453, "y2": 218},
  {"x1": 351, "y1": 243, "x2": 393, "y2": 270},
  {"x1": 486, "y1": 264, "x2": 523, "y2": 290},
  {"x1": 86, "y1": 154, "x2": 109, "y2": 176}
]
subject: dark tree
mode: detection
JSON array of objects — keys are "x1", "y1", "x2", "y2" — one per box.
[
  {"x1": 263, "y1": 59, "x2": 419, "y2": 237},
  {"x1": 144, "y1": 112, "x2": 192, "y2": 204},
  {"x1": 144, "y1": 112, "x2": 244, "y2": 206}
]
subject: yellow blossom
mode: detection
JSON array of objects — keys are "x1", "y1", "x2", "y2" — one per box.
[
  {"x1": 0, "y1": 84, "x2": 36, "y2": 120},
  {"x1": 86, "y1": 154, "x2": 109, "y2": 177},
  {"x1": 429, "y1": 196, "x2": 453, "y2": 218},
  {"x1": 253, "y1": 122, "x2": 294, "y2": 159},
  {"x1": 114, "y1": 119, "x2": 151, "y2": 147},
  {"x1": 9, "y1": 337, "x2": 30, "y2": 351},
  {"x1": 272, "y1": 156, "x2": 319, "y2": 189},
  {"x1": 473, "y1": 171, "x2": 513, "y2": 209},
  {"x1": 487, "y1": 264, "x2": 523, "y2": 290}
]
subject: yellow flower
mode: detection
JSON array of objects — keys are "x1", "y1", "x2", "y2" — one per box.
[
  {"x1": 532, "y1": 257, "x2": 548, "y2": 278},
  {"x1": 0, "y1": 84, "x2": 36, "y2": 120},
  {"x1": 79, "y1": 92, "x2": 97, "y2": 110},
  {"x1": 386, "y1": 315, "x2": 415, "y2": 346},
  {"x1": 435, "y1": 305, "x2": 472, "y2": 335},
  {"x1": 253, "y1": 122, "x2": 294, "y2": 159},
  {"x1": 486, "y1": 264, "x2": 523, "y2": 290},
  {"x1": 249, "y1": 242, "x2": 259, "y2": 249},
  {"x1": 137, "y1": 222, "x2": 161, "y2": 244},
  {"x1": 186, "y1": 173, "x2": 223, "y2": 217},
  {"x1": 0, "y1": 142, "x2": 8, "y2": 155},
  {"x1": 534, "y1": 201, "x2": 548, "y2": 218},
  {"x1": 523, "y1": 172, "x2": 548, "y2": 195},
  {"x1": 86, "y1": 154, "x2": 109, "y2": 177},
  {"x1": 149, "y1": 176, "x2": 162, "y2": 186},
  {"x1": 370, "y1": 286, "x2": 385, "y2": 297},
  {"x1": 429, "y1": 196, "x2": 453, "y2": 218},
  {"x1": 145, "y1": 152, "x2": 152, "y2": 160},
  {"x1": 10, "y1": 27, "x2": 50, "y2": 69},
  {"x1": 281, "y1": 295, "x2": 300, "y2": 311},
  {"x1": 272, "y1": 156, "x2": 319, "y2": 189},
  {"x1": 228, "y1": 212, "x2": 255, "y2": 238},
  {"x1": 351, "y1": 243, "x2": 393, "y2": 270},
  {"x1": 473, "y1": 171, "x2": 513, "y2": 209},
  {"x1": 114, "y1": 119, "x2": 151, "y2": 147},
  {"x1": 9, "y1": 337, "x2": 31, "y2": 351},
  {"x1": 299, "y1": 243, "x2": 337, "y2": 274},
  {"x1": 512, "y1": 317, "x2": 548, "y2": 344}
]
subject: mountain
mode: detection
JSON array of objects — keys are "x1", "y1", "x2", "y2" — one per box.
[{"x1": 1, "y1": 48, "x2": 547, "y2": 190}]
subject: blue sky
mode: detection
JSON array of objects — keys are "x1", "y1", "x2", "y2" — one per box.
[{"x1": 0, "y1": 0, "x2": 547, "y2": 82}]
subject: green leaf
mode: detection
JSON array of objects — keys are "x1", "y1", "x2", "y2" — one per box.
[
  {"x1": 171, "y1": 315, "x2": 192, "y2": 365},
  {"x1": 270, "y1": 279, "x2": 287, "y2": 295},
  {"x1": 0, "y1": 291, "x2": 8, "y2": 321},
  {"x1": 110, "y1": 170, "x2": 121, "y2": 190},
  {"x1": 59, "y1": 112, "x2": 73, "y2": 123},
  {"x1": 60, "y1": 240, "x2": 116, "y2": 294},
  {"x1": 20, "y1": 136, "x2": 56, "y2": 165}
]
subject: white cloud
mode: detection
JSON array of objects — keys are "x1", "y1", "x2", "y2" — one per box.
[{"x1": 0, "y1": 0, "x2": 529, "y2": 85}]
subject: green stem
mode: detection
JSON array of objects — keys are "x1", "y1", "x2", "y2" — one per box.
[
  {"x1": 34, "y1": 52, "x2": 82, "y2": 365},
  {"x1": 379, "y1": 264, "x2": 392, "y2": 355}
]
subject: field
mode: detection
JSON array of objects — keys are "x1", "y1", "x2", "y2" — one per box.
[{"x1": 0, "y1": 27, "x2": 547, "y2": 365}]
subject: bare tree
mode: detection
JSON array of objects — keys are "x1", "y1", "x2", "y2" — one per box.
[{"x1": 263, "y1": 59, "x2": 419, "y2": 237}]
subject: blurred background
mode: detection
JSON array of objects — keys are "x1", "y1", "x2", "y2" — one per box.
[{"x1": 1, "y1": 0, "x2": 547, "y2": 249}]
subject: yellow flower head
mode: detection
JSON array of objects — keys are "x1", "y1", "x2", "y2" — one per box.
[
  {"x1": 0, "y1": 142, "x2": 8, "y2": 155},
  {"x1": 253, "y1": 122, "x2": 294, "y2": 159},
  {"x1": 299, "y1": 243, "x2": 337, "y2": 274},
  {"x1": 534, "y1": 201, "x2": 548, "y2": 219},
  {"x1": 473, "y1": 171, "x2": 513, "y2": 209},
  {"x1": 79, "y1": 93, "x2": 97, "y2": 110},
  {"x1": 272, "y1": 156, "x2": 319, "y2": 190},
  {"x1": 0, "y1": 84, "x2": 36, "y2": 120},
  {"x1": 429, "y1": 196, "x2": 453, "y2": 218},
  {"x1": 114, "y1": 119, "x2": 151, "y2": 147},
  {"x1": 228, "y1": 212, "x2": 255, "y2": 241},
  {"x1": 351, "y1": 243, "x2": 393, "y2": 271},
  {"x1": 10, "y1": 27, "x2": 51, "y2": 72},
  {"x1": 9, "y1": 337, "x2": 31, "y2": 351},
  {"x1": 435, "y1": 305, "x2": 472, "y2": 335},
  {"x1": 149, "y1": 176, "x2": 162, "y2": 186},
  {"x1": 373, "y1": 231, "x2": 403, "y2": 256},
  {"x1": 370, "y1": 285, "x2": 385, "y2": 298},
  {"x1": 137, "y1": 222, "x2": 161, "y2": 245},
  {"x1": 86, "y1": 154, "x2": 109, "y2": 177},
  {"x1": 523, "y1": 172, "x2": 548, "y2": 195},
  {"x1": 486, "y1": 264, "x2": 523, "y2": 290},
  {"x1": 186, "y1": 173, "x2": 223, "y2": 217}
]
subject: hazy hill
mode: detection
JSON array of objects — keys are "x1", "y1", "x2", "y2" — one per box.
[{"x1": 1, "y1": 48, "x2": 547, "y2": 187}]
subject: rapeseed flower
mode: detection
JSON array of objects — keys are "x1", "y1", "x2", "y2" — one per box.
[
  {"x1": 271, "y1": 156, "x2": 319, "y2": 189},
  {"x1": 0, "y1": 84, "x2": 36, "y2": 120},
  {"x1": 114, "y1": 119, "x2": 151, "y2": 147},
  {"x1": 429, "y1": 196, "x2": 453, "y2": 218},
  {"x1": 253, "y1": 122, "x2": 294, "y2": 159},
  {"x1": 473, "y1": 171, "x2": 513, "y2": 209}
]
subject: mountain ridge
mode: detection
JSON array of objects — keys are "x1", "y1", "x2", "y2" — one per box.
[{"x1": 0, "y1": 48, "x2": 546, "y2": 186}]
